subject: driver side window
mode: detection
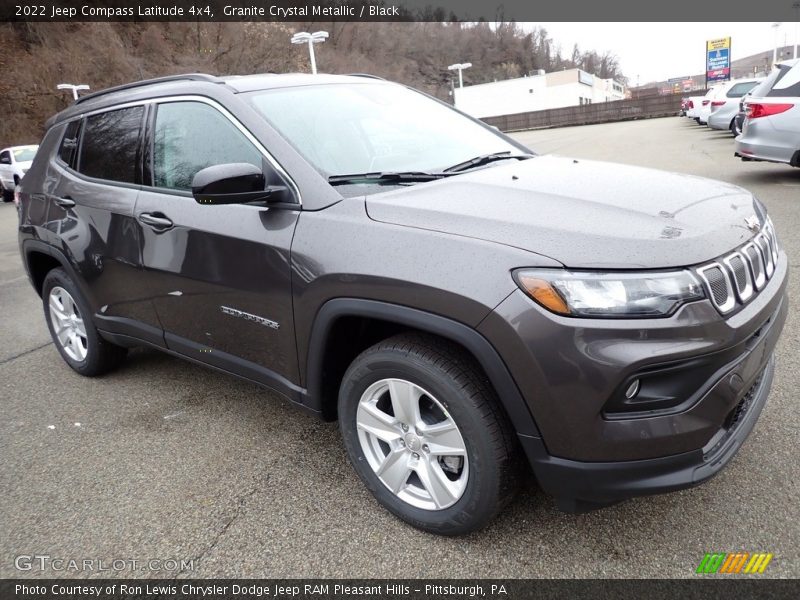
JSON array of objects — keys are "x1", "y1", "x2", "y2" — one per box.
[{"x1": 152, "y1": 101, "x2": 262, "y2": 191}]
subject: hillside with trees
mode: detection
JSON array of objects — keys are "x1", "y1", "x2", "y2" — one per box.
[{"x1": 0, "y1": 21, "x2": 625, "y2": 146}]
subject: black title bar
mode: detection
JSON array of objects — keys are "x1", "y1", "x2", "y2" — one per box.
[
  {"x1": 2, "y1": 0, "x2": 799, "y2": 22},
  {"x1": 2, "y1": 579, "x2": 800, "y2": 600}
]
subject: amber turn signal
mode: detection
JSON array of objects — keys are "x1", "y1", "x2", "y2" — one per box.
[{"x1": 517, "y1": 275, "x2": 570, "y2": 315}]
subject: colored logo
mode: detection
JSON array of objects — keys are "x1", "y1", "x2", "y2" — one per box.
[{"x1": 696, "y1": 552, "x2": 773, "y2": 574}]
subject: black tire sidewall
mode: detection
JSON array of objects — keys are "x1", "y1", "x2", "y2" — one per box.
[
  {"x1": 42, "y1": 268, "x2": 104, "y2": 375},
  {"x1": 339, "y1": 347, "x2": 505, "y2": 535}
]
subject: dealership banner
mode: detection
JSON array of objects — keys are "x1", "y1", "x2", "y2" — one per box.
[
  {"x1": 2, "y1": 579, "x2": 800, "y2": 600},
  {"x1": 706, "y1": 37, "x2": 732, "y2": 84},
  {"x1": 1, "y1": 0, "x2": 799, "y2": 22}
]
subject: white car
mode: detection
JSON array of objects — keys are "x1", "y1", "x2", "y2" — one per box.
[
  {"x1": 685, "y1": 95, "x2": 706, "y2": 121},
  {"x1": 707, "y1": 78, "x2": 764, "y2": 133},
  {"x1": 0, "y1": 145, "x2": 38, "y2": 202},
  {"x1": 696, "y1": 85, "x2": 724, "y2": 125}
]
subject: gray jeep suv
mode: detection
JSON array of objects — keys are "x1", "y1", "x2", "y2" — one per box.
[{"x1": 17, "y1": 73, "x2": 788, "y2": 535}]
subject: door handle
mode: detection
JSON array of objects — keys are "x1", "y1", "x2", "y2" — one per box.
[
  {"x1": 138, "y1": 212, "x2": 174, "y2": 231},
  {"x1": 54, "y1": 196, "x2": 75, "y2": 209}
]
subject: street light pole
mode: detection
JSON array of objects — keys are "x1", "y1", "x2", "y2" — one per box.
[
  {"x1": 793, "y1": 2, "x2": 799, "y2": 59},
  {"x1": 447, "y1": 63, "x2": 472, "y2": 88},
  {"x1": 290, "y1": 31, "x2": 329, "y2": 75},
  {"x1": 57, "y1": 83, "x2": 90, "y2": 100},
  {"x1": 772, "y1": 22, "x2": 782, "y2": 64}
]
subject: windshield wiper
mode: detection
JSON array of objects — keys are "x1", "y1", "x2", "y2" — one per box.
[
  {"x1": 328, "y1": 171, "x2": 449, "y2": 186},
  {"x1": 443, "y1": 151, "x2": 534, "y2": 173}
]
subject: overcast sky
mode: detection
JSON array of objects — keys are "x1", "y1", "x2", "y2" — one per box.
[{"x1": 531, "y1": 23, "x2": 799, "y2": 84}]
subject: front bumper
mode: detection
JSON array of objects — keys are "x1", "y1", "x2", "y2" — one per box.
[{"x1": 520, "y1": 354, "x2": 775, "y2": 512}]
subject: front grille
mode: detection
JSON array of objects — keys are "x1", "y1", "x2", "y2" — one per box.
[
  {"x1": 696, "y1": 221, "x2": 780, "y2": 315},
  {"x1": 703, "y1": 370, "x2": 765, "y2": 460}
]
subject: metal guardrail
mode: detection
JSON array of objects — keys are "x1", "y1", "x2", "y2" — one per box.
[{"x1": 482, "y1": 92, "x2": 685, "y2": 132}]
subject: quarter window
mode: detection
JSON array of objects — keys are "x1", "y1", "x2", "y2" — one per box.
[
  {"x1": 58, "y1": 121, "x2": 81, "y2": 169},
  {"x1": 78, "y1": 106, "x2": 144, "y2": 183},
  {"x1": 152, "y1": 101, "x2": 262, "y2": 191}
]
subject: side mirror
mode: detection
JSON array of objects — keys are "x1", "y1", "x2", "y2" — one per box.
[
  {"x1": 192, "y1": 162, "x2": 297, "y2": 207},
  {"x1": 191, "y1": 163, "x2": 272, "y2": 205}
]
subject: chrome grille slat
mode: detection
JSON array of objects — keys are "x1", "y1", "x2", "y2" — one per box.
[
  {"x1": 755, "y1": 233, "x2": 774, "y2": 278},
  {"x1": 723, "y1": 252, "x2": 753, "y2": 302},
  {"x1": 697, "y1": 263, "x2": 735, "y2": 314},
  {"x1": 742, "y1": 242, "x2": 766, "y2": 290}
]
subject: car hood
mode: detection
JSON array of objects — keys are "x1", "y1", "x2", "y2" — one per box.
[
  {"x1": 17, "y1": 160, "x2": 32, "y2": 171},
  {"x1": 365, "y1": 156, "x2": 764, "y2": 269}
]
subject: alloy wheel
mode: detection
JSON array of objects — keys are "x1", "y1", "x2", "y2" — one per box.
[
  {"x1": 356, "y1": 378, "x2": 469, "y2": 510},
  {"x1": 48, "y1": 286, "x2": 88, "y2": 362}
]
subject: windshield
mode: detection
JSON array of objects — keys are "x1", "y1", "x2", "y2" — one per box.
[
  {"x1": 13, "y1": 146, "x2": 37, "y2": 162},
  {"x1": 247, "y1": 83, "x2": 520, "y2": 178}
]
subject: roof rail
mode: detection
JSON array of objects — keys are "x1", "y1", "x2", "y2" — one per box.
[
  {"x1": 74, "y1": 73, "x2": 224, "y2": 105},
  {"x1": 346, "y1": 73, "x2": 386, "y2": 81}
]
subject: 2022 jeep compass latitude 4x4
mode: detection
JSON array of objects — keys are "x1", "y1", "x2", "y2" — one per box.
[{"x1": 18, "y1": 73, "x2": 787, "y2": 535}]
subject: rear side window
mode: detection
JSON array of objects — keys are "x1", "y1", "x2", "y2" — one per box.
[
  {"x1": 768, "y1": 64, "x2": 800, "y2": 97},
  {"x1": 727, "y1": 82, "x2": 758, "y2": 98},
  {"x1": 152, "y1": 101, "x2": 262, "y2": 191},
  {"x1": 58, "y1": 120, "x2": 81, "y2": 168},
  {"x1": 750, "y1": 65, "x2": 789, "y2": 98},
  {"x1": 78, "y1": 106, "x2": 144, "y2": 183}
]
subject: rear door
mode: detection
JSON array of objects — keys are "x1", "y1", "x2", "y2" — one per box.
[
  {"x1": 43, "y1": 106, "x2": 162, "y2": 344},
  {"x1": 134, "y1": 98, "x2": 301, "y2": 390}
]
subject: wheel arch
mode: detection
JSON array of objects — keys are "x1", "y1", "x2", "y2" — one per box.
[
  {"x1": 22, "y1": 240, "x2": 83, "y2": 298},
  {"x1": 304, "y1": 298, "x2": 541, "y2": 437}
]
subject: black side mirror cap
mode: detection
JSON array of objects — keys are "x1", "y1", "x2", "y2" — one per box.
[{"x1": 191, "y1": 163, "x2": 271, "y2": 205}]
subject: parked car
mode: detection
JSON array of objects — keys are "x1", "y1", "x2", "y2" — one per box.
[
  {"x1": 696, "y1": 85, "x2": 724, "y2": 125},
  {"x1": 685, "y1": 95, "x2": 706, "y2": 121},
  {"x1": 17, "y1": 73, "x2": 788, "y2": 535},
  {"x1": 708, "y1": 78, "x2": 764, "y2": 134},
  {"x1": 0, "y1": 144, "x2": 38, "y2": 202},
  {"x1": 735, "y1": 59, "x2": 800, "y2": 167}
]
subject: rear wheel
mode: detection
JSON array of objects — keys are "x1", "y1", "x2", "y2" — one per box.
[
  {"x1": 338, "y1": 333, "x2": 520, "y2": 535},
  {"x1": 0, "y1": 182, "x2": 12, "y2": 203},
  {"x1": 42, "y1": 268, "x2": 127, "y2": 376}
]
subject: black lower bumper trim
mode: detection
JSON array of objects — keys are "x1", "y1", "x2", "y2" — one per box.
[{"x1": 520, "y1": 356, "x2": 775, "y2": 513}]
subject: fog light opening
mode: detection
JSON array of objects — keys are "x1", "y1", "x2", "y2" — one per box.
[{"x1": 625, "y1": 379, "x2": 640, "y2": 400}]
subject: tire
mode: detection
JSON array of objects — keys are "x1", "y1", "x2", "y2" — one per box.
[
  {"x1": 338, "y1": 333, "x2": 520, "y2": 535},
  {"x1": 42, "y1": 268, "x2": 127, "y2": 376},
  {"x1": 0, "y1": 183, "x2": 12, "y2": 203},
  {"x1": 730, "y1": 118, "x2": 738, "y2": 137}
]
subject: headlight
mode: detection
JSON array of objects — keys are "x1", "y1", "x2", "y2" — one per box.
[{"x1": 514, "y1": 269, "x2": 706, "y2": 318}]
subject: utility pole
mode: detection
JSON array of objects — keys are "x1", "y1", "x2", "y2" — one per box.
[
  {"x1": 794, "y1": 2, "x2": 800, "y2": 59},
  {"x1": 772, "y1": 23, "x2": 782, "y2": 64}
]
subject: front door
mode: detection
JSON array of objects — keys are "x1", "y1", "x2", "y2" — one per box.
[{"x1": 134, "y1": 99, "x2": 301, "y2": 391}]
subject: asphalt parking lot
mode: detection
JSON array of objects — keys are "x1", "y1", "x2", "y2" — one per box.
[{"x1": 1, "y1": 116, "x2": 798, "y2": 579}]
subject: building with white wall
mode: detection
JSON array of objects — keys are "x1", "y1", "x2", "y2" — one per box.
[{"x1": 453, "y1": 69, "x2": 626, "y2": 119}]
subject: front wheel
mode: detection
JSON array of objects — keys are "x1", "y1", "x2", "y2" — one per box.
[{"x1": 338, "y1": 334, "x2": 520, "y2": 535}]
